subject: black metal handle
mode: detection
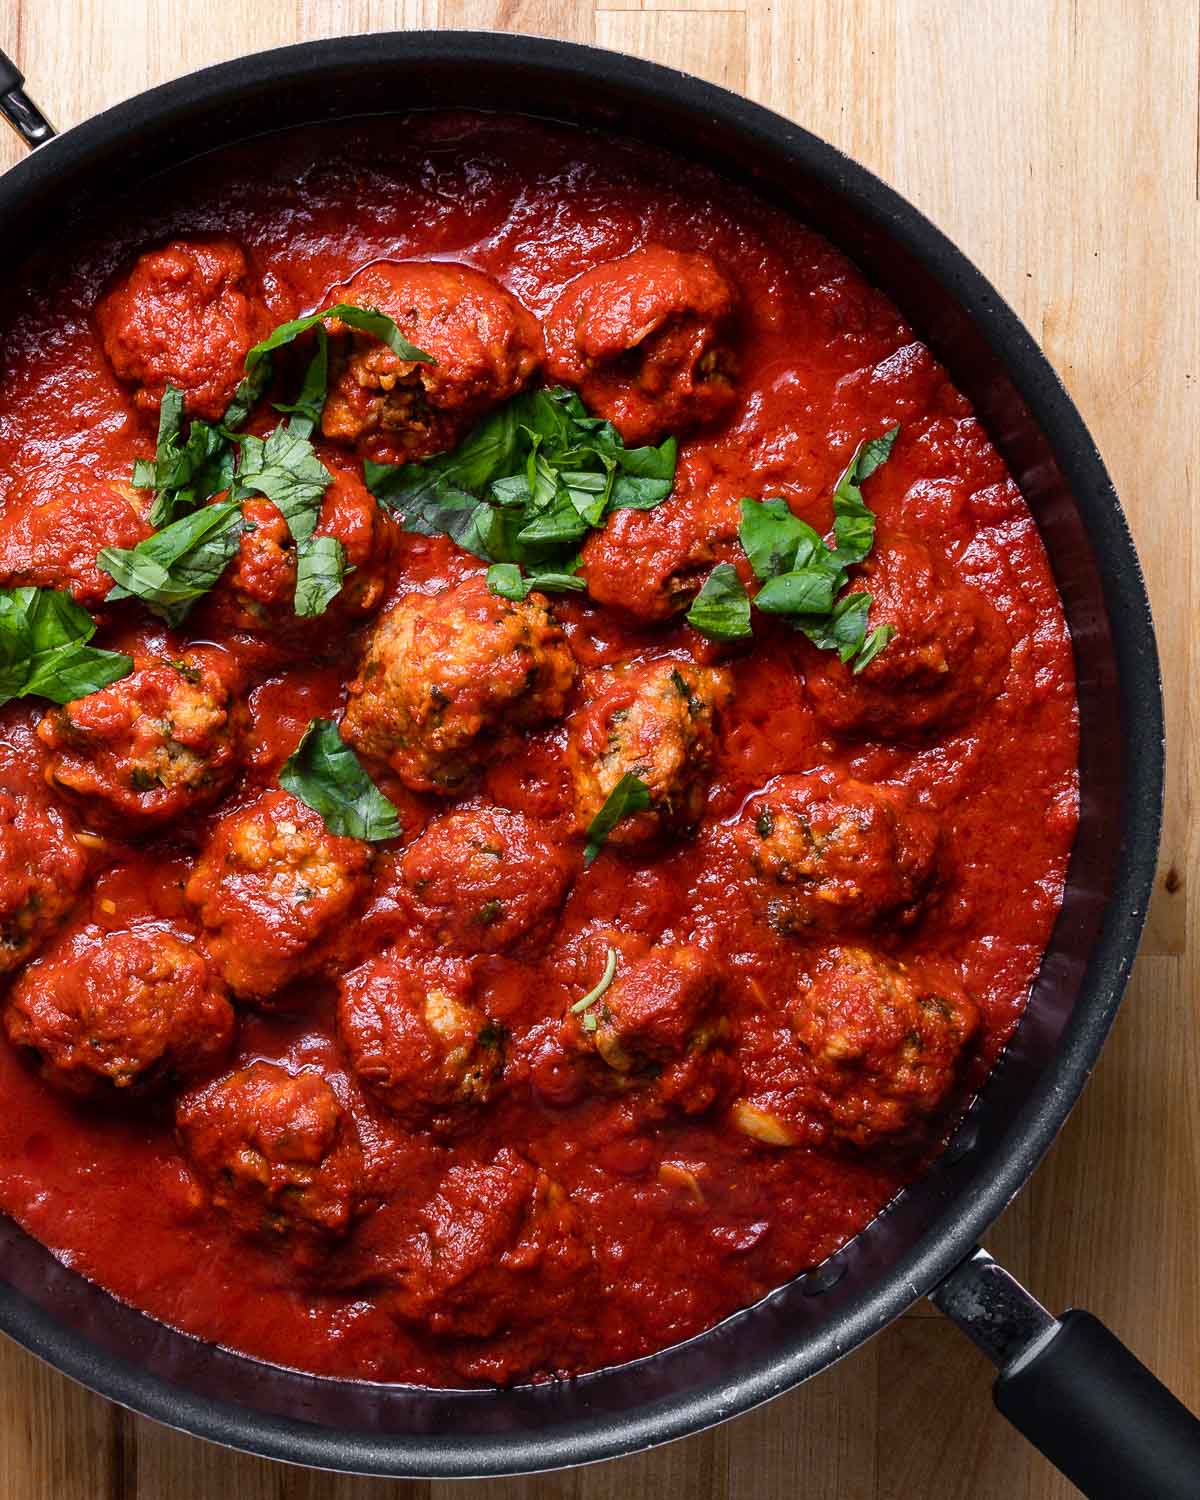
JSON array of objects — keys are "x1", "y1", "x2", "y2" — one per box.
[
  {"x1": 0, "y1": 47, "x2": 56, "y2": 150},
  {"x1": 934, "y1": 1248, "x2": 1200, "y2": 1498}
]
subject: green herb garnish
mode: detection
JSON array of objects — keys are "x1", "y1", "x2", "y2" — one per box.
[
  {"x1": 98, "y1": 500, "x2": 246, "y2": 627},
  {"x1": 278, "y1": 718, "x2": 402, "y2": 842},
  {"x1": 684, "y1": 562, "x2": 752, "y2": 641},
  {"x1": 133, "y1": 385, "x2": 234, "y2": 527},
  {"x1": 582, "y1": 772, "x2": 652, "y2": 867},
  {"x1": 570, "y1": 946, "x2": 619, "y2": 1032},
  {"x1": 0, "y1": 588, "x2": 133, "y2": 706},
  {"x1": 242, "y1": 303, "x2": 435, "y2": 382}
]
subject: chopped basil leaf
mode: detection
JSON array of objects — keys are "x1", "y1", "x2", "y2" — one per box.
[
  {"x1": 486, "y1": 562, "x2": 587, "y2": 602},
  {"x1": 232, "y1": 426, "x2": 332, "y2": 540},
  {"x1": 271, "y1": 327, "x2": 329, "y2": 441},
  {"x1": 279, "y1": 718, "x2": 402, "y2": 842},
  {"x1": 852, "y1": 623, "x2": 896, "y2": 674},
  {"x1": 98, "y1": 499, "x2": 245, "y2": 627},
  {"x1": 754, "y1": 567, "x2": 837, "y2": 617},
  {"x1": 570, "y1": 946, "x2": 618, "y2": 1032},
  {"x1": 737, "y1": 497, "x2": 823, "y2": 580},
  {"x1": 0, "y1": 588, "x2": 133, "y2": 706},
  {"x1": 243, "y1": 303, "x2": 435, "y2": 381},
  {"x1": 583, "y1": 773, "x2": 652, "y2": 867},
  {"x1": 797, "y1": 590, "x2": 873, "y2": 662},
  {"x1": 686, "y1": 563, "x2": 753, "y2": 641},
  {"x1": 293, "y1": 535, "x2": 347, "y2": 618},
  {"x1": 131, "y1": 384, "x2": 235, "y2": 527},
  {"x1": 366, "y1": 386, "x2": 677, "y2": 602}
]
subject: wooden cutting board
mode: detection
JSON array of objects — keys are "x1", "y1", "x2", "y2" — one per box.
[{"x1": 0, "y1": 3, "x2": 1195, "y2": 1496}]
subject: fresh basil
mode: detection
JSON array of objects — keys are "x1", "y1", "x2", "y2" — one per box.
[
  {"x1": 271, "y1": 327, "x2": 329, "y2": 441},
  {"x1": 737, "y1": 497, "x2": 823, "y2": 581},
  {"x1": 367, "y1": 386, "x2": 677, "y2": 600},
  {"x1": 242, "y1": 303, "x2": 435, "y2": 382},
  {"x1": 582, "y1": 773, "x2": 652, "y2": 867},
  {"x1": 98, "y1": 499, "x2": 245, "y2": 627},
  {"x1": 0, "y1": 588, "x2": 133, "y2": 706},
  {"x1": 570, "y1": 945, "x2": 619, "y2": 1033},
  {"x1": 293, "y1": 535, "x2": 348, "y2": 619},
  {"x1": 131, "y1": 384, "x2": 235, "y2": 527},
  {"x1": 279, "y1": 718, "x2": 402, "y2": 842},
  {"x1": 232, "y1": 426, "x2": 332, "y2": 540},
  {"x1": 685, "y1": 563, "x2": 752, "y2": 641},
  {"x1": 486, "y1": 562, "x2": 586, "y2": 602}
]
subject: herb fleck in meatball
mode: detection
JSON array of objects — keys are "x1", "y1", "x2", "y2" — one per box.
[
  {"x1": 338, "y1": 954, "x2": 503, "y2": 1131},
  {"x1": 176, "y1": 1061, "x2": 362, "y2": 1261},
  {"x1": 735, "y1": 770, "x2": 940, "y2": 936},
  {"x1": 569, "y1": 944, "x2": 733, "y2": 1115},
  {"x1": 399, "y1": 806, "x2": 573, "y2": 954},
  {"x1": 36, "y1": 648, "x2": 246, "y2": 831},
  {"x1": 4, "y1": 925, "x2": 233, "y2": 1100},
  {"x1": 185, "y1": 788, "x2": 372, "y2": 1003},
  {"x1": 340, "y1": 575, "x2": 576, "y2": 794},
  {"x1": 0, "y1": 466, "x2": 150, "y2": 609},
  {"x1": 790, "y1": 946, "x2": 979, "y2": 1146},
  {"x1": 568, "y1": 659, "x2": 732, "y2": 847},
  {"x1": 96, "y1": 237, "x2": 276, "y2": 421},
  {"x1": 320, "y1": 261, "x2": 543, "y2": 461},
  {"x1": 803, "y1": 537, "x2": 1010, "y2": 739},
  {"x1": 545, "y1": 246, "x2": 739, "y2": 446},
  {"x1": 0, "y1": 793, "x2": 86, "y2": 976}
]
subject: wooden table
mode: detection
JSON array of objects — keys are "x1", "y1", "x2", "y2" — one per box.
[{"x1": 0, "y1": 2, "x2": 1195, "y2": 1496}]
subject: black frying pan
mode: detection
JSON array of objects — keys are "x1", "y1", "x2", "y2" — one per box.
[{"x1": 0, "y1": 32, "x2": 1194, "y2": 1497}]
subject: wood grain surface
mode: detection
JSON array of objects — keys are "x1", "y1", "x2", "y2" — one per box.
[{"x1": 0, "y1": 2, "x2": 1196, "y2": 1496}]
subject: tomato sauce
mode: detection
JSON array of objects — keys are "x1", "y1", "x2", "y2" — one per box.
[{"x1": 0, "y1": 112, "x2": 1078, "y2": 1386}]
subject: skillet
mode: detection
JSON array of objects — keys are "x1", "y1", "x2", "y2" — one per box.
[{"x1": 0, "y1": 31, "x2": 1195, "y2": 1496}]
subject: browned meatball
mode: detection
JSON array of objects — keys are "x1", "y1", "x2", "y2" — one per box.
[
  {"x1": 735, "y1": 770, "x2": 940, "y2": 936},
  {"x1": 4, "y1": 925, "x2": 233, "y2": 1100},
  {"x1": 568, "y1": 944, "x2": 734, "y2": 1115},
  {"x1": 0, "y1": 467, "x2": 150, "y2": 609},
  {"x1": 338, "y1": 954, "x2": 503, "y2": 1131},
  {"x1": 803, "y1": 537, "x2": 1010, "y2": 739},
  {"x1": 789, "y1": 947, "x2": 979, "y2": 1146},
  {"x1": 0, "y1": 792, "x2": 86, "y2": 976},
  {"x1": 580, "y1": 493, "x2": 716, "y2": 622},
  {"x1": 568, "y1": 659, "x2": 732, "y2": 847},
  {"x1": 398, "y1": 806, "x2": 573, "y2": 954},
  {"x1": 36, "y1": 647, "x2": 247, "y2": 831},
  {"x1": 320, "y1": 261, "x2": 543, "y2": 461},
  {"x1": 176, "y1": 1061, "x2": 362, "y2": 1262},
  {"x1": 340, "y1": 575, "x2": 576, "y2": 794},
  {"x1": 96, "y1": 237, "x2": 276, "y2": 421},
  {"x1": 545, "y1": 246, "x2": 738, "y2": 446},
  {"x1": 185, "y1": 788, "x2": 372, "y2": 1004}
]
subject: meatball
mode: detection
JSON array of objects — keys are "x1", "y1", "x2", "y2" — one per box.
[
  {"x1": 340, "y1": 575, "x2": 576, "y2": 794},
  {"x1": 735, "y1": 770, "x2": 940, "y2": 936},
  {"x1": 580, "y1": 495, "x2": 715, "y2": 622},
  {"x1": 0, "y1": 793, "x2": 86, "y2": 976},
  {"x1": 803, "y1": 537, "x2": 1010, "y2": 739},
  {"x1": 176, "y1": 1061, "x2": 362, "y2": 1261},
  {"x1": 398, "y1": 806, "x2": 573, "y2": 954},
  {"x1": 319, "y1": 261, "x2": 543, "y2": 461},
  {"x1": 568, "y1": 944, "x2": 733, "y2": 1115},
  {"x1": 0, "y1": 466, "x2": 150, "y2": 609},
  {"x1": 790, "y1": 946, "x2": 979, "y2": 1146},
  {"x1": 387, "y1": 1147, "x2": 598, "y2": 1376},
  {"x1": 338, "y1": 954, "x2": 503, "y2": 1131},
  {"x1": 185, "y1": 788, "x2": 372, "y2": 1003},
  {"x1": 211, "y1": 469, "x2": 392, "y2": 630},
  {"x1": 545, "y1": 246, "x2": 738, "y2": 446},
  {"x1": 37, "y1": 647, "x2": 246, "y2": 830},
  {"x1": 568, "y1": 659, "x2": 732, "y2": 847},
  {"x1": 4, "y1": 925, "x2": 233, "y2": 1100},
  {"x1": 96, "y1": 237, "x2": 275, "y2": 421}
]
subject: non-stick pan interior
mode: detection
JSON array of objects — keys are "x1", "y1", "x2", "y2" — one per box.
[{"x1": 0, "y1": 34, "x2": 1162, "y2": 1477}]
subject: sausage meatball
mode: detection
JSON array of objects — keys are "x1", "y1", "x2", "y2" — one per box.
[
  {"x1": 338, "y1": 955, "x2": 503, "y2": 1131},
  {"x1": 735, "y1": 770, "x2": 940, "y2": 936},
  {"x1": 0, "y1": 793, "x2": 86, "y2": 976},
  {"x1": 340, "y1": 575, "x2": 576, "y2": 794},
  {"x1": 568, "y1": 659, "x2": 732, "y2": 847},
  {"x1": 388, "y1": 1147, "x2": 598, "y2": 1376},
  {"x1": 803, "y1": 537, "x2": 1010, "y2": 739},
  {"x1": 176, "y1": 1062, "x2": 362, "y2": 1261},
  {"x1": 319, "y1": 261, "x2": 543, "y2": 460},
  {"x1": 580, "y1": 495, "x2": 715, "y2": 622},
  {"x1": 0, "y1": 467, "x2": 149, "y2": 609},
  {"x1": 37, "y1": 647, "x2": 246, "y2": 830},
  {"x1": 545, "y1": 246, "x2": 739, "y2": 446},
  {"x1": 185, "y1": 789, "x2": 372, "y2": 1003},
  {"x1": 398, "y1": 806, "x2": 573, "y2": 954},
  {"x1": 790, "y1": 946, "x2": 979, "y2": 1146},
  {"x1": 4, "y1": 926, "x2": 233, "y2": 1100},
  {"x1": 211, "y1": 469, "x2": 392, "y2": 630},
  {"x1": 96, "y1": 237, "x2": 275, "y2": 421}
]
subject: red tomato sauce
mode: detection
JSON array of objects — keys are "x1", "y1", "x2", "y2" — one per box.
[{"x1": 0, "y1": 113, "x2": 1078, "y2": 1386}]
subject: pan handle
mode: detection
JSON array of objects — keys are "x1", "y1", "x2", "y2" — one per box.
[
  {"x1": 0, "y1": 49, "x2": 56, "y2": 149},
  {"x1": 934, "y1": 1247, "x2": 1200, "y2": 1498}
]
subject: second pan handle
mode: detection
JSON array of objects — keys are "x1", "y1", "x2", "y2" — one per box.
[{"x1": 0, "y1": 49, "x2": 56, "y2": 150}]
